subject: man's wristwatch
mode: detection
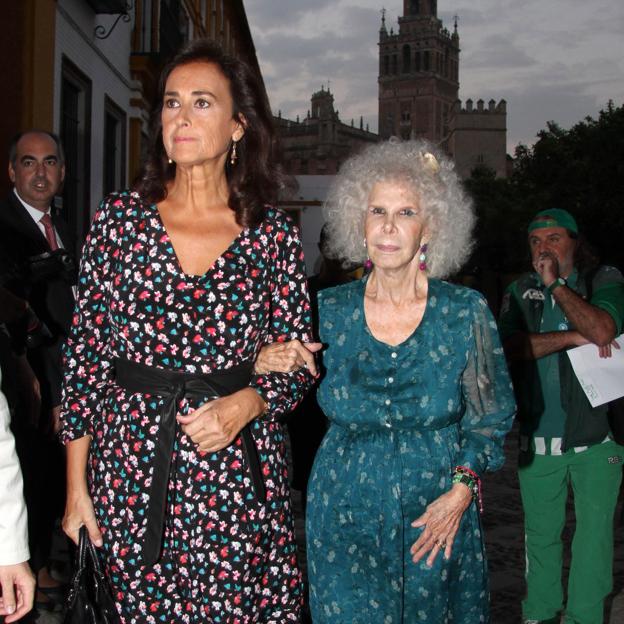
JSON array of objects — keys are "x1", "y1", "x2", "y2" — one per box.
[{"x1": 546, "y1": 276, "x2": 567, "y2": 295}]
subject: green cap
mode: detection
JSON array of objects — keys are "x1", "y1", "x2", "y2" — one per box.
[{"x1": 527, "y1": 208, "x2": 578, "y2": 235}]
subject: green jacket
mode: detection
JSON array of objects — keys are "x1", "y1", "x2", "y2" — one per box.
[{"x1": 499, "y1": 266, "x2": 624, "y2": 451}]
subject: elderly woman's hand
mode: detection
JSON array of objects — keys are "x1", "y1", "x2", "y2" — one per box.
[
  {"x1": 177, "y1": 387, "x2": 266, "y2": 453},
  {"x1": 409, "y1": 483, "x2": 473, "y2": 567},
  {"x1": 254, "y1": 340, "x2": 322, "y2": 377}
]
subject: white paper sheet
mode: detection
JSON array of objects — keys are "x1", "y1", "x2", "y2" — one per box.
[{"x1": 567, "y1": 335, "x2": 624, "y2": 407}]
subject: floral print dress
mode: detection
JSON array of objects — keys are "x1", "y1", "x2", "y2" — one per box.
[
  {"x1": 60, "y1": 191, "x2": 314, "y2": 624},
  {"x1": 306, "y1": 278, "x2": 515, "y2": 623}
]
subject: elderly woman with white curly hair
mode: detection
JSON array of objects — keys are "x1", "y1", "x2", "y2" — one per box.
[{"x1": 257, "y1": 139, "x2": 515, "y2": 622}]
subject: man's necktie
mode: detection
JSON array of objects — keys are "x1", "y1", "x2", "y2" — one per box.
[{"x1": 40, "y1": 212, "x2": 59, "y2": 251}]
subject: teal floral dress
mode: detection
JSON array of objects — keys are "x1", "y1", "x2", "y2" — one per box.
[{"x1": 306, "y1": 278, "x2": 515, "y2": 624}]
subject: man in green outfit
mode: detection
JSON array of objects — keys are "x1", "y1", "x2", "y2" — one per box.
[{"x1": 498, "y1": 208, "x2": 624, "y2": 624}]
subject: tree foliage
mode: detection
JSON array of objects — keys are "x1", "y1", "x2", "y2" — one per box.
[{"x1": 465, "y1": 101, "x2": 624, "y2": 274}]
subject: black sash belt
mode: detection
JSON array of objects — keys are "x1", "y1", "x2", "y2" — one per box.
[{"x1": 113, "y1": 357, "x2": 265, "y2": 567}]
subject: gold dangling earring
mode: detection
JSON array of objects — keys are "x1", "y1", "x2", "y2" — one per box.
[{"x1": 230, "y1": 140, "x2": 238, "y2": 165}]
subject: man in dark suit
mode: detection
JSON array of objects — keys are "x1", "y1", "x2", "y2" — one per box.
[
  {"x1": 0, "y1": 130, "x2": 76, "y2": 610},
  {"x1": 1, "y1": 131, "x2": 75, "y2": 426}
]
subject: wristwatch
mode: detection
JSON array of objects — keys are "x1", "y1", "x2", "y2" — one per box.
[{"x1": 546, "y1": 276, "x2": 567, "y2": 294}]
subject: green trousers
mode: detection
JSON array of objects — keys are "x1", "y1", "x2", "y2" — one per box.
[{"x1": 518, "y1": 440, "x2": 623, "y2": 624}]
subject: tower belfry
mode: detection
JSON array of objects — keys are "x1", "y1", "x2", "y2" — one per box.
[
  {"x1": 403, "y1": 0, "x2": 437, "y2": 17},
  {"x1": 378, "y1": 1, "x2": 459, "y2": 142}
]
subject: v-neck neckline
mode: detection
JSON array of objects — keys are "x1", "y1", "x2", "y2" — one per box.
[{"x1": 151, "y1": 202, "x2": 247, "y2": 279}]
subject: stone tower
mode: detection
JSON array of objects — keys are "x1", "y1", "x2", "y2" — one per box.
[
  {"x1": 310, "y1": 87, "x2": 337, "y2": 120},
  {"x1": 378, "y1": 1, "x2": 460, "y2": 142}
]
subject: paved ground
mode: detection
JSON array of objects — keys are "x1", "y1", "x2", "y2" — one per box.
[{"x1": 23, "y1": 424, "x2": 624, "y2": 623}]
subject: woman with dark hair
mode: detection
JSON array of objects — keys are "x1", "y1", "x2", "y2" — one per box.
[{"x1": 60, "y1": 40, "x2": 314, "y2": 622}]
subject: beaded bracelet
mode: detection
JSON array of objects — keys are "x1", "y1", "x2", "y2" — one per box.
[{"x1": 452, "y1": 466, "x2": 483, "y2": 513}]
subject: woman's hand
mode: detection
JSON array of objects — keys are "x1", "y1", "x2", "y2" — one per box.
[
  {"x1": 177, "y1": 387, "x2": 266, "y2": 453},
  {"x1": 254, "y1": 340, "x2": 322, "y2": 376},
  {"x1": 63, "y1": 436, "x2": 103, "y2": 547},
  {"x1": 410, "y1": 482, "x2": 473, "y2": 566},
  {"x1": 62, "y1": 489, "x2": 102, "y2": 548}
]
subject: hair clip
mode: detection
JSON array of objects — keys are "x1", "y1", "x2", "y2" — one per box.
[{"x1": 420, "y1": 151, "x2": 440, "y2": 174}]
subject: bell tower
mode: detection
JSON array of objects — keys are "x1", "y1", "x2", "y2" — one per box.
[
  {"x1": 378, "y1": 2, "x2": 459, "y2": 142},
  {"x1": 403, "y1": 0, "x2": 437, "y2": 17}
]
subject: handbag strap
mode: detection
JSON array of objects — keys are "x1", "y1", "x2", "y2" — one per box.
[
  {"x1": 77, "y1": 526, "x2": 90, "y2": 572},
  {"x1": 65, "y1": 526, "x2": 92, "y2": 604},
  {"x1": 87, "y1": 537, "x2": 105, "y2": 577},
  {"x1": 78, "y1": 525, "x2": 106, "y2": 578}
]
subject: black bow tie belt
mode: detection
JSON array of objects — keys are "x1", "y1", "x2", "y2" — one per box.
[{"x1": 113, "y1": 357, "x2": 266, "y2": 567}]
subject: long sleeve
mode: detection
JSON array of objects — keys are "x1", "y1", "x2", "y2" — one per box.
[
  {"x1": 457, "y1": 294, "x2": 516, "y2": 475},
  {"x1": 0, "y1": 372, "x2": 29, "y2": 565},
  {"x1": 59, "y1": 196, "x2": 114, "y2": 443},
  {"x1": 249, "y1": 214, "x2": 315, "y2": 419}
]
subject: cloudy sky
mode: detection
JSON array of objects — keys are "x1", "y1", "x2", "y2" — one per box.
[{"x1": 244, "y1": 0, "x2": 624, "y2": 153}]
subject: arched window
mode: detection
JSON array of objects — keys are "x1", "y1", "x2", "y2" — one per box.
[
  {"x1": 410, "y1": 1, "x2": 420, "y2": 15},
  {"x1": 402, "y1": 45, "x2": 411, "y2": 73},
  {"x1": 383, "y1": 55, "x2": 389, "y2": 75},
  {"x1": 423, "y1": 50, "x2": 430, "y2": 71}
]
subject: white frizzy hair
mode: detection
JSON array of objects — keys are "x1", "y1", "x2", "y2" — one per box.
[{"x1": 323, "y1": 138, "x2": 475, "y2": 279}]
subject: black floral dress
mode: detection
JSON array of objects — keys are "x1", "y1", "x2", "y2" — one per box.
[{"x1": 60, "y1": 191, "x2": 314, "y2": 623}]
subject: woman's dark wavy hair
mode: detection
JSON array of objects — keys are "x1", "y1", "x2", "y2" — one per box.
[{"x1": 133, "y1": 39, "x2": 287, "y2": 228}]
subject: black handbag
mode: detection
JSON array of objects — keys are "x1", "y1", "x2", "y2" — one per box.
[{"x1": 63, "y1": 526, "x2": 120, "y2": 624}]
